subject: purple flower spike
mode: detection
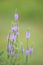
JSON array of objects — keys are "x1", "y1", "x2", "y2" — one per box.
[
  {"x1": 26, "y1": 50, "x2": 29, "y2": 56},
  {"x1": 29, "y1": 47, "x2": 33, "y2": 54},
  {"x1": 11, "y1": 25, "x2": 15, "y2": 32},
  {"x1": 12, "y1": 25, "x2": 16, "y2": 32},
  {"x1": 15, "y1": 25, "x2": 19, "y2": 31},
  {"x1": 26, "y1": 32, "x2": 30, "y2": 39},
  {"x1": 14, "y1": 13, "x2": 18, "y2": 21},
  {"x1": 11, "y1": 34, "x2": 16, "y2": 41},
  {"x1": 12, "y1": 25, "x2": 19, "y2": 32},
  {"x1": 8, "y1": 43, "x2": 13, "y2": 52},
  {"x1": 21, "y1": 48, "x2": 24, "y2": 54}
]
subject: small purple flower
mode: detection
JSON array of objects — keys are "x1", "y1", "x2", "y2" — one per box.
[
  {"x1": 8, "y1": 43, "x2": 13, "y2": 52},
  {"x1": 14, "y1": 13, "x2": 18, "y2": 21},
  {"x1": 11, "y1": 34, "x2": 16, "y2": 41},
  {"x1": 26, "y1": 32, "x2": 30, "y2": 39},
  {"x1": 15, "y1": 25, "x2": 19, "y2": 31},
  {"x1": 11, "y1": 25, "x2": 15, "y2": 32},
  {"x1": 11, "y1": 25, "x2": 16, "y2": 32},
  {"x1": 11, "y1": 25, "x2": 19, "y2": 32},
  {"x1": 26, "y1": 50, "x2": 29, "y2": 56},
  {"x1": 21, "y1": 48, "x2": 24, "y2": 54},
  {"x1": 29, "y1": 47, "x2": 33, "y2": 54}
]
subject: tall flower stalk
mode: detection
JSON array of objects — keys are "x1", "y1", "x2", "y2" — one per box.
[{"x1": 26, "y1": 32, "x2": 30, "y2": 65}]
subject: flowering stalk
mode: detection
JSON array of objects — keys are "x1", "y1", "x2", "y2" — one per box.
[
  {"x1": 26, "y1": 49, "x2": 28, "y2": 65},
  {"x1": 26, "y1": 32, "x2": 30, "y2": 65},
  {"x1": 27, "y1": 39, "x2": 28, "y2": 49},
  {"x1": 29, "y1": 47, "x2": 33, "y2": 57},
  {"x1": 26, "y1": 41, "x2": 28, "y2": 65},
  {"x1": 14, "y1": 12, "x2": 19, "y2": 22}
]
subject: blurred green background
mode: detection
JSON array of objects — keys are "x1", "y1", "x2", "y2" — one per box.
[{"x1": 0, "y1": 0, "x2": 43, "y2": 65}]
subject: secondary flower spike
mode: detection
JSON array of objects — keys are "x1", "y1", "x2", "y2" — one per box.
[
  {"x1": 26, "y1": 32, "x2": 30, "y2": 39},
  {"x1": 29, "y1": 47, "x2": 33, "y2": 54},
  {"x1": 14, "y1": 13, "x2": 19, "y2": 21},
  {"x1": 11, "y1": 25, "x2": 19, "y2": 32},
  {"x1": 11, "y1": 34, "x2": 16, "y2": 41},
  {"x1": 11, "y1": 25, "x2": 15, "y2": 32},
  {"x1": 26, "y1": 50, "x2": 29, "y2": 56},
  {"x1": 8, "y1": 43, "x2": 13, "y2": 52}
]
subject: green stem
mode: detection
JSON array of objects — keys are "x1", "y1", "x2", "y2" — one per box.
[
  {"x1": 26, "y1": 39, "x2": 28, "y2": 65},
  {"x1": 27, "y1": 39, "x2": 28, "y2": 49},
  {"x1": 26, "y1": 56, "x2": 28, "y2": 65}
]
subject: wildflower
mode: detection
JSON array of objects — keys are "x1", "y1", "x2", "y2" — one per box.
[
  {"x1": 15, "y1": 25, "x2": 18, "y2": 31},
  {"x1": 11, "y1": 25, "x2": 15, "y2": 32},
  {"x1": 26, "y1": 50, "x2": 29, "y2": 56},
  {"x1": 8, "y1": 43, "x2": 13, "y2": 52},
  {"x1": 11, "y1": 34, "x2": 16, "y2": 41},
  {"x1": 14, "y1": 13, "x2": 18, "y2": 21},
  {"x1": 11, "y1": 25, "x2": 19, "y2": 32},
  {"x1": 11, "y1": 25, "x2": 16, "y2": 32},
  {"x1": 15, "y1": 25, "x2": 19, "y2": 32},
  {"x1": 26, "y1": 32, "x2": 30, "y2": 39},
  {"x1": 29, "y1": 47, "x2": 33, "y2": 54}
]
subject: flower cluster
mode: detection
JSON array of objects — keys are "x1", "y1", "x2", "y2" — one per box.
[
  {"x1": 21, "y1": 47, "x2": 33, "y2": 56},
  {"x1": 14, "y1": 13, "x2": 19, "y2": 21},
  {"x1": 7, "y1": 13, "x2": 19, "y2": 56},
  {"x1": 7, "y1": 11, "x2": 33, "y2": 65}
]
